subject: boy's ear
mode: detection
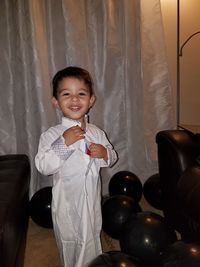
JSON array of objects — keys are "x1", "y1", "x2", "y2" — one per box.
[
  {"x1": 89, "y1": 95, "x2": 96, "y2": 108},
  {"x1": 51, "y1": 97, "x2": 59, "y2": 108}
]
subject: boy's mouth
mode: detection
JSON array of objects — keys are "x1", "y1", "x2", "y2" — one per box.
[{"x1": 69, "y1": 106, "x2": 81, "y2": 112}]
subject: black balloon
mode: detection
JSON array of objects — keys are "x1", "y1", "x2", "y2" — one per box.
[
  {"x1": 88, "y1": 251, "x2": 141, "y2": 267},
  {"x1": 102, "y1": 195, "x2": 141, "y2": 240},
  {"x1": 161, "y1": 241, "x2": 200, "y2": 267},
  {"x1": 143, "y1": 173, "x2": 163, "y2": 210},
  {"x1": 109, "y1": 171, "x2": 142, "y2": 202},
  {"x1": 29, "y1": 186, "x2": 53, "y2": 228},
  {"x1": 120, "y1": 211, "x2": 177, "y2": 267}
]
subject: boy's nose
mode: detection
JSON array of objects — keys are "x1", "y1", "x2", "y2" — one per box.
[{"x1": 71, "y1": 95, "x2": 78, "y2": 101}]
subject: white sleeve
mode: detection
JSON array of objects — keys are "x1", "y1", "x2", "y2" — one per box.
[
  {"x1": 105, "y1": 145, "x2": 118, "y2": 167},
  {"x1": 35, "y1": 130, "x2": 75, "y2": 176},
  {"x1": 99, "y1": 131, "x2": 118, "y2": 168}
]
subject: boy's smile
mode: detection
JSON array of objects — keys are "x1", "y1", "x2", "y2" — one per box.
[{"x1": 52, "y1": 77, "x2": 95, "y2": 123}]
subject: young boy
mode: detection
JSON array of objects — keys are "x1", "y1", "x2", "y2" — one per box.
[{"x1": 35, "y1": 66, "x2": 117, "y2": 267}]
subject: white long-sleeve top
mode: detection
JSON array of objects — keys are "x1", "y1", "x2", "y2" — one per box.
[
  {"x1": 35, "y1": 116, "x2": 117, "y2": 176},
  {"x1": 35, "y1": 116, "x2": 117, "y2": 267}
]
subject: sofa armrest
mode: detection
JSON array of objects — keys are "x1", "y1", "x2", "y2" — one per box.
[
  {"x1": 156, "y1": 130, "x2": 200, "y2": 184},
  {"x1": 0, "y1": 154, "x2": 30, "y2": 267}
]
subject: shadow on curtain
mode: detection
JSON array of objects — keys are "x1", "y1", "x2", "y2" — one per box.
[{"x1": 0, "y1": 0, "x2": 175, "y2": 197}]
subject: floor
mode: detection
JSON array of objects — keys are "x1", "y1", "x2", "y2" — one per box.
[
  {"x1": 24, "y1": 196, "x2": 162, "y2": 267},
  {"x1": 24, "y1": 219, "x2": 60, "y2": 267}
]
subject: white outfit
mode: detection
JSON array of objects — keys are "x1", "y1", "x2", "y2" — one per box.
[{"x1": 35, "y1": 117, "x2": 117, "y2": 267}]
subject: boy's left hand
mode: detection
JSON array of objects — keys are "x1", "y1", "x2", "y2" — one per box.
[{"x1": 89, "y1": 143, "x2": 108, "y2": 161}]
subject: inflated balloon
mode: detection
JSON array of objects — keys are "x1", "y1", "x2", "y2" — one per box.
[
  {"x1": 29, "y1": 186, "x2": 53, "y2": 228},
  {"x1": 161, "y1": 241, "x2": 200, "y2": 267},
  {"x1": 143, "y1": 173, "x2": 163, "y2": 210},
  {"x1": 109, "y1": 171, "x2": 142, "y2": 202},
  {"x1": 88, "y1": 251, "x2": 141, "y2": 267},
  {"x1": 120, "y1": 211, "x2": 177, "y2": 267},
  {"x1": 102, "y1": 195, "x2": 141, "y2": 239}
]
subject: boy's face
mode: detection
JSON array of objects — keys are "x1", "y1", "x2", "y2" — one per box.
[{"x1": 52, "y1": 77, "x2": 95, "y2": 123}]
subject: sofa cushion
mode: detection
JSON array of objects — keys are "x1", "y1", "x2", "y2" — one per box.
[{"x1": 177, "y1": 166, "x2": 200, "y2": 222}]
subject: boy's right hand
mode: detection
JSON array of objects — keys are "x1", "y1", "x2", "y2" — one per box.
[{"x1": 63, "y1": 126, "x2": 85, "y2": 146}]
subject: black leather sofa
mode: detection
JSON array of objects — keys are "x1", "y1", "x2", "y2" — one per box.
[
  {"x1": 156, "y1": 130, "x2": 200, "y2": 242},
  {"x1": 0, "y1": 154, "x2": 30, "y2": 267}
]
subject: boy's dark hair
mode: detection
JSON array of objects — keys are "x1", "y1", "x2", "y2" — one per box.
[{"x1": 52, "y1": 66, "x2": 94, "y2": 98}]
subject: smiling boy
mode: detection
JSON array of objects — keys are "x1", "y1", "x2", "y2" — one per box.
[{"x1": 35, "y1": 66, "x2": 117, "y2": 267}]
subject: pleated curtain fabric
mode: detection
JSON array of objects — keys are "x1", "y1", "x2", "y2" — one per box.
[{"x1": 0, "y1": 0, "x2": 175, "y2": 197}]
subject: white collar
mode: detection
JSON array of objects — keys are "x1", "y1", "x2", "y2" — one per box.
[{"x1": 61, "y1": 115, "x2": 88, "y2": 130}]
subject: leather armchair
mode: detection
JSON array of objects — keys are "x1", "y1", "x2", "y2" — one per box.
[
  {"x1": 0, "y1": 154, "x2": 30, "y2": 267},
  {"x1": 156, "y1": 130, "x2": 200, "y2": 242}
]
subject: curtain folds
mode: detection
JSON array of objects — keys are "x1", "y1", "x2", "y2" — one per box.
[{"x1": 0, "y1": 0, "x2": 175, "y2": 197}]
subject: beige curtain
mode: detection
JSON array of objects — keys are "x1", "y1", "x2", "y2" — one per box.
[{"x1": 0, "y1": 0, "x2": 175, "y2": 197}]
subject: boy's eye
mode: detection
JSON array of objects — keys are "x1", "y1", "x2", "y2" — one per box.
[{"x1": 79, "y1": 92, "x2": 87, "y2": 96}]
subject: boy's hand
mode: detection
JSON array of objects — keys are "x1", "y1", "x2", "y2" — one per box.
[
  {"x1": 89, "y1": 143, "x2": 108, "y2": 161},
  {"x1": 63, "y1": 126, "x2": 85, "y2": 145}
]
